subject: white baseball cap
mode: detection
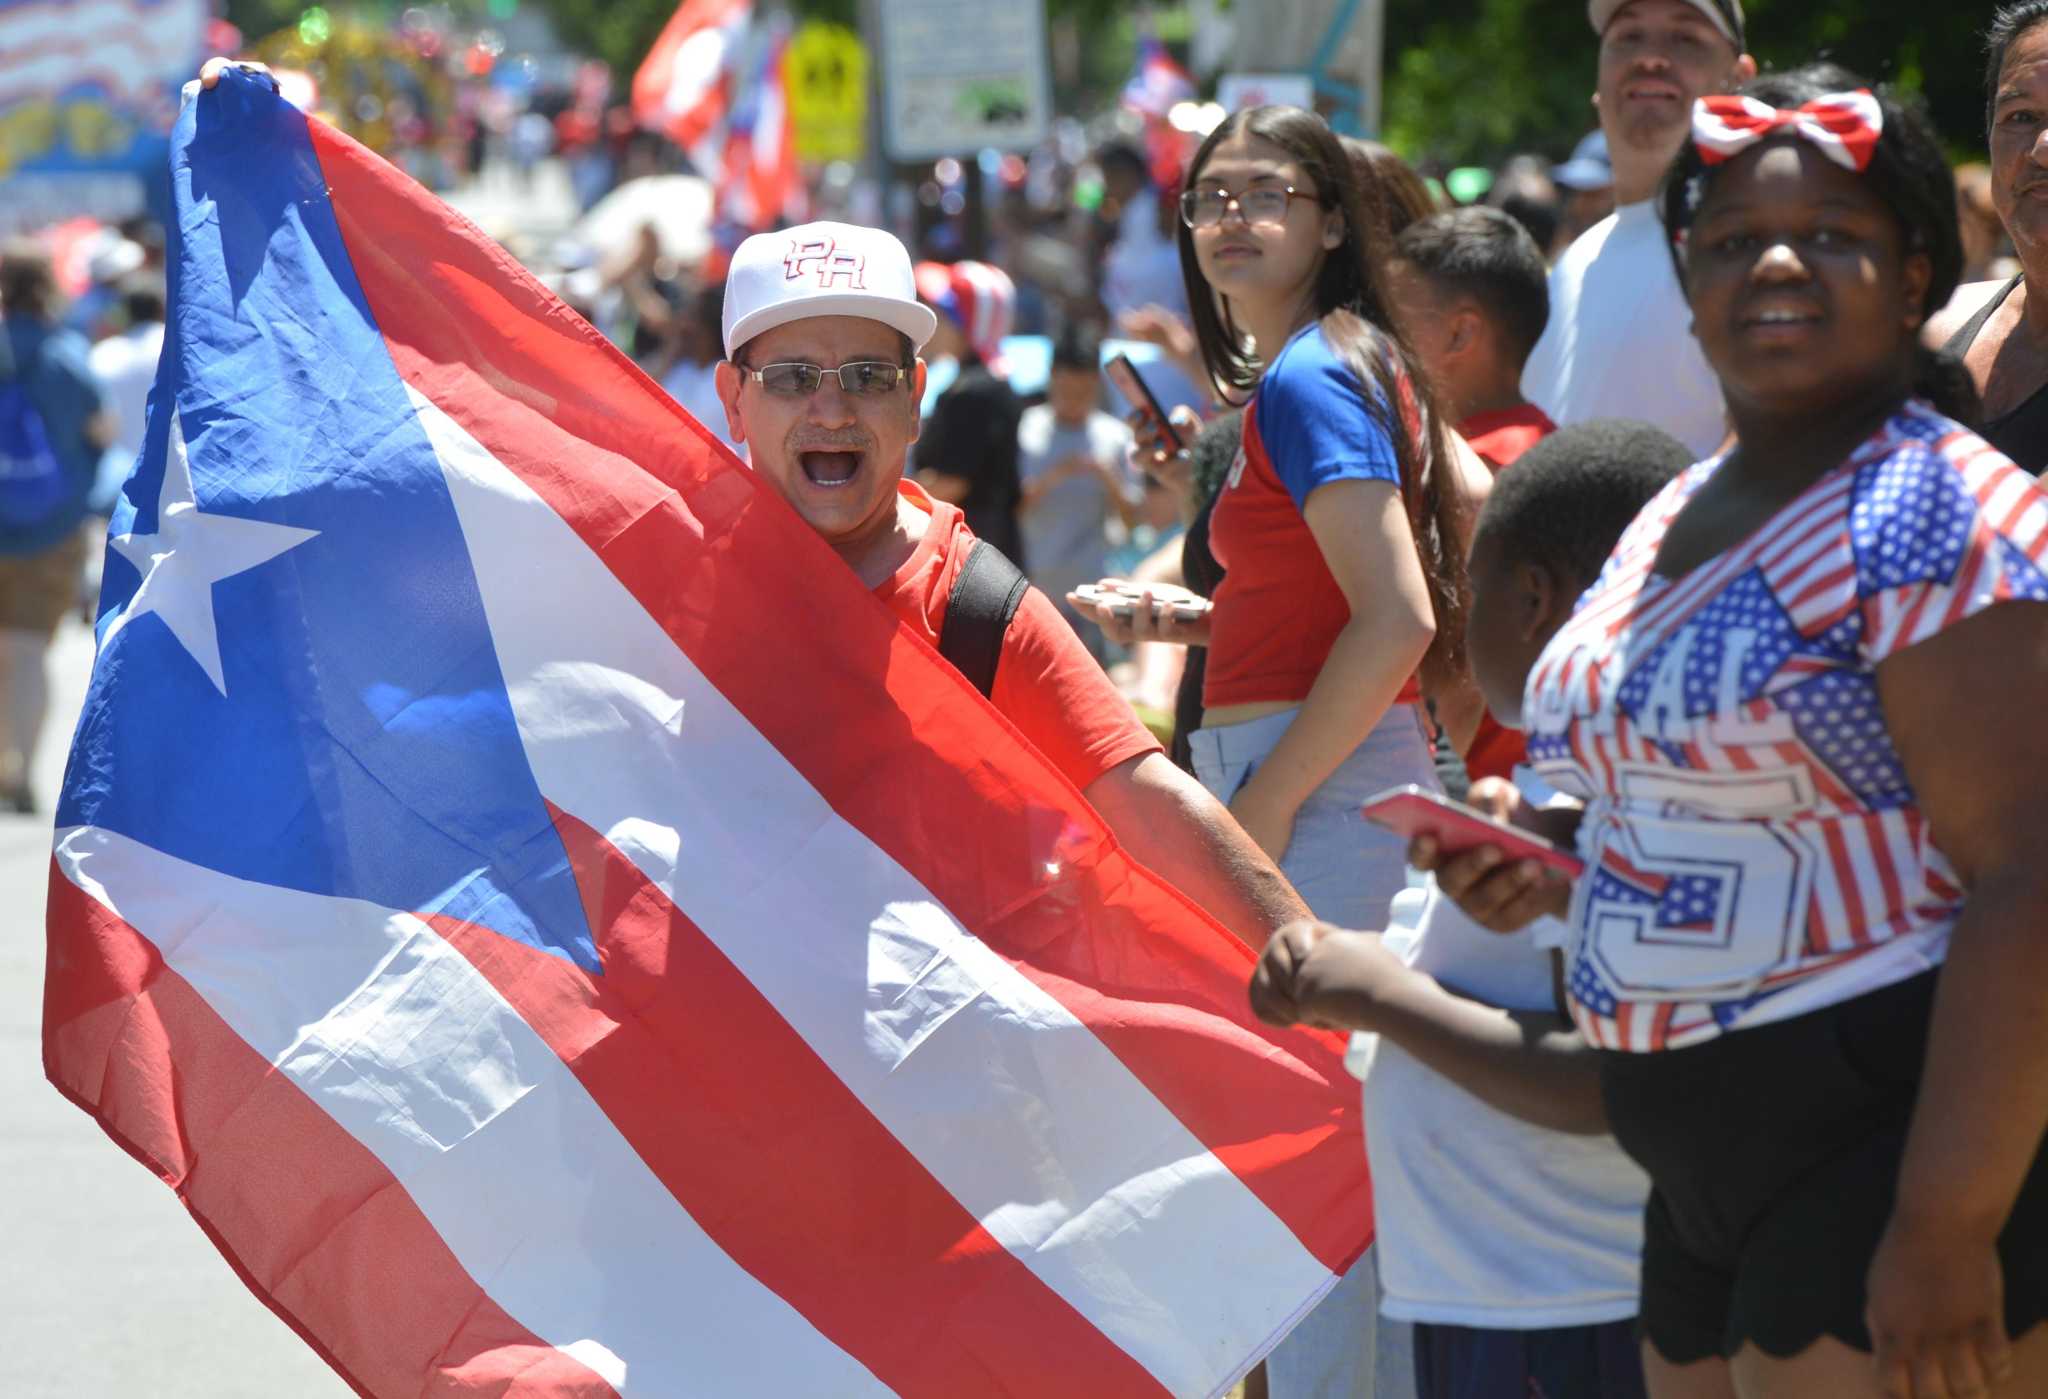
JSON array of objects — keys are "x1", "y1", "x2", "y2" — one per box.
[
  {"x1": 1588, "y1": 0, "x2": 1744, "y2": 49},
  {"x1": 722, "y1": 220, "x2": 939, "y2": 358}
]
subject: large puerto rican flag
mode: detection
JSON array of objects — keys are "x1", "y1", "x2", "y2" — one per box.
[{"x1": 42, "y1": 70, "x2": 1369, "y2": 1398}]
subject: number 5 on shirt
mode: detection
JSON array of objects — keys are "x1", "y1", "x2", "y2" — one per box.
[{"x1": 1578, "y1": 795, "x2": 1817, "y2": 1002}]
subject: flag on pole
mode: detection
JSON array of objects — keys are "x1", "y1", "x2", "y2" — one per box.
[
  {"x1": 715, "y1": 21, "x2": 801, "y2": 232},
  {"x1": 44, "y1": 70, "x2": 1372, "y2": 1398},
  {"x1": 630, "y1": 0, "x2": 752, "y2": 171},
  {"x1": 1120, "y1": 35, "x2": 1199, "y2": 199},
  {"x1": 1121, "y1": 35, "x2": 1197, "y2": 120}
]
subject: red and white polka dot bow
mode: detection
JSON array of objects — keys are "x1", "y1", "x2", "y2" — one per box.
[{"x1": 1691, "y1": 90, "x2": 1884, "y2": 173}]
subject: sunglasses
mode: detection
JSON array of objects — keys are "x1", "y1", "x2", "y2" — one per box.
[{"x1": 735, "y1": 360, "x2": 908, "y2": 397}]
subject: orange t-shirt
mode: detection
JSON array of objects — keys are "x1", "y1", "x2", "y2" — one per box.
[{"x1": 875, "y1": 481, "x2": 1161, "y2": 791}]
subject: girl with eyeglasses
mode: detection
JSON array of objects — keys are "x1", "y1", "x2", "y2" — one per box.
[
  {"x1": 1079, "y1": 103, "x2": 1484, "y2": 1399},
  {"x1": 1429, "y1": 65, "x2": 2048, "y2": 1399}
]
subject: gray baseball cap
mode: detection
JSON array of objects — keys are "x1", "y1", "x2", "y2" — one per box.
[{"x1": 1588, "y1": 0, "x2": 1745, "y2": 50}]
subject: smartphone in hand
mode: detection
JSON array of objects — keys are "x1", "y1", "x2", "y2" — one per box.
[
  {"x1": 1103, "y1": 353, "x2": 1187, "y2": 453},
  {"x1": 1073, "y1": 582, "x2": 1209, "y2": 623},
  {"x1": 1072, "y1": 582, "x2": 1138, "y2": 618},
  {"x1": 1361, "y1": 785, "x2": 1586, "y2": 879}
]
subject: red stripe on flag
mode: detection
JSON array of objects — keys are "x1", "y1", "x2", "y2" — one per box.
[
  {"x1": 42, "y1": 865, "x2": 619, "y2": 1399},
  {"x1": 306, "y1": 122, "x2": 1369, "y2": 1274},
  {"x1": 630, "y1": 0, "x2": 749, "y2": 149},
  {"x1": 423, "y1": 809, "x2": 1168, "y2": 1398}
]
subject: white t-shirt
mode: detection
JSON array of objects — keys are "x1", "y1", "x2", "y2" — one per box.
[
  {"x1": 1521, "y1": 200, "x2": 1727, "y2": 461},
  {"x1": 1350, "y1": 860, "x2": 1648, "y2": 1326},
  {"x1": 1101, "y1": 195, "x2": 1188, "y2": 322},
  {"x1": 87, "y1": 321, "x2": 165, "y2": 461},
  {"x1": 1015, "y1": 404, "x2": 1136, "y2": 590}
]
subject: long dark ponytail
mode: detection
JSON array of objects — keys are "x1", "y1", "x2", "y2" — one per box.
[
  {"x1": 1658, "y1": 64, "x2": 1982, "y2": 426},
  {"x1": 1177, "y1": 106, "x2": 1475, "y2": 690}
]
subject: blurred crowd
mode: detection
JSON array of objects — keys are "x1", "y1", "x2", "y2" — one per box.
[{"x1": 2, "y1": 10, "x2": 2037, "y2": 807}]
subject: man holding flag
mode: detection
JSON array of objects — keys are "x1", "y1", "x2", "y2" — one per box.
[
  {"x1": 41, "y1": 61, "x2": 1377, "y2": 1397},
  {"x1": 709, "y1": 219, "x2": 1304, "y2": 947}
]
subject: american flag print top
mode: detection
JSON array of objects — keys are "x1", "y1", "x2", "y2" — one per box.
[{"x1": 1524, "y1": 402, "x2": 2048, "y2": 1052}]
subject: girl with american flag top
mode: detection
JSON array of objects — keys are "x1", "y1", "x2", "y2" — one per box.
[{"x1": 1418, "y1": 64, "x2": 2048, "y2": 1399}]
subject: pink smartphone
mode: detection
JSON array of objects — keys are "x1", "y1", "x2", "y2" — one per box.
[
  {"x1": 1102, "y1": 353, "x2": 1186, "y2": 451},
  {"x1": 1361, "y1": 784, "x2": 1586, "y2": 879}
]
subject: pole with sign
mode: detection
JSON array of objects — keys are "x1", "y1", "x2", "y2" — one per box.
[
  {"x1": 786, "y1": 20, "x2": 867, "y2": 164},
  {"x1": 876, "y1": 0, "x2": 1050, "y2": 162}
]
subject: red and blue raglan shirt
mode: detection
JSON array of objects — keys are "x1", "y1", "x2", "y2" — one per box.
[
  {"x1": 1205, "y1": 323, "x2": 1415, "y2": 709},
  {"x1": 1524, "y1": 402, "x2": 2048, "y2": 1052}
]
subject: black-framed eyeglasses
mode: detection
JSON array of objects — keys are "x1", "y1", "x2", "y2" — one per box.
[
  {"x1": 1177, "y1": 184, "x2": 1321, "y2": 229},
  {"x1": 734, "y1": 360, "x2": 908, "y2": 397}
]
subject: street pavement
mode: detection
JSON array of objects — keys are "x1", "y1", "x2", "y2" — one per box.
[{"x1": 0, "y1": 620, "x2": 351, "y2": 1396}]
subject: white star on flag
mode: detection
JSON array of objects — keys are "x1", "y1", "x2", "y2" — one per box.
[{"x1": 104, "y1": 407, "x2": 320, "y2": 695}]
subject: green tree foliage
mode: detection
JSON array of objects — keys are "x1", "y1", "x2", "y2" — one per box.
[
  {"x1": 224, "y1": 0, "x2": 316, "y2": 46},
  {"x1": 1383, "y1": 0, "x2": 1998, "y2": 165}
]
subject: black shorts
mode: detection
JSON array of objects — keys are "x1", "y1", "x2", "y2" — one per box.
[
  {"x1": 1600, "y1": 971, "x2": 2048, "y2": 1364},
  {"x1": 1413, "y1": 1318, "x2": 1646, "y2": 1399}
]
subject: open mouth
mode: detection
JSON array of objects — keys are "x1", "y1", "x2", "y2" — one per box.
[
  {"x1": 1739, "y1": 306, "x2": 1825, "y2": 339},
  {"x1": 799, "y1": 449, "x2": 864, "y2": 487}
]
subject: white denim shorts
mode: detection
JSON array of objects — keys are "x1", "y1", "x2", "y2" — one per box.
[
  {"x1": 1189, "y1": 701, "x2": 1440, "y2": 932},
  {"x1": 1189, "y1": 701, "x2": 1436, "y2": 1399}
]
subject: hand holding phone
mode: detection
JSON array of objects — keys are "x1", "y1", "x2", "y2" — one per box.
[
  {"x1": 1361, "y1": 785, "x2": 1585, "y2": 879},
  {"x1": 1103, "y1": 353, "x2": 1189, "y2": 455},
  {"x1": 1072, "y1": 582, "x2": 1138, "y2": 618},
  {"x1": 1068, "y1": 580, "x2": 1212, "y2": 644}
]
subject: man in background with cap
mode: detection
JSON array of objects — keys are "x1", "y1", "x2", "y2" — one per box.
[
  {"x1": 1521, "y1": 0, "x2": 1755, "y2": 459},
  {"x1": 1548, "y1": 130, "x2": 1615, "y2": 257},
  {"x1": 713, "y1": 221, "x2": 1307, "y2": 950}
]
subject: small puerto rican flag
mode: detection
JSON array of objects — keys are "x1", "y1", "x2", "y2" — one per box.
[{"x1": 1121, "y1": 35, "x2": 1196, "y2": 119}]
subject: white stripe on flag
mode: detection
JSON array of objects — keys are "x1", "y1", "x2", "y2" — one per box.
[
  {"x1": 407, "y1": 385, "x2": 1337, "y2": 1394},
  {"x1": 53, "y1": 825, "x2": 892, "y2": 1399}
]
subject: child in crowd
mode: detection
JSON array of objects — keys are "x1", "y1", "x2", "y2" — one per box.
[
  {"x1": 1015, "y1": 325, "x2": 1139, "y2": 659},
  {"x1": 1387, "y1": 206, "x2": 1556, "y2": 472},
  {"x1": 1251, "y1": 419, "x2": 1696, "y2": 1399},
  {"x1": 1388, "y1": 205, "x2": 1560, "y2": 783}
]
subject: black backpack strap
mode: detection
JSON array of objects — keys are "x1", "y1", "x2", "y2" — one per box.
[{"x1": 938, "y1": 539, "x2": 1030, "y2": 699}]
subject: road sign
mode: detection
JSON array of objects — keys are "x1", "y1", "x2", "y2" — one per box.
[
  {"x1": 877, "y1": 0, "x2": 1049, "y2": 161},
  {"x1": 787, "y1": 21, "x2": 866, "y2": 163}
]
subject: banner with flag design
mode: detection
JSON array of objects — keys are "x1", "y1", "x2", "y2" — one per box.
[
  {"x1": 1120, "y1": 35, "x2": 1196, "y2": 119},
  {"x1": 714, "y1": 19, "x2": 801, "y2": 234},
  {"x1": 41, "y1": 70, "x2": 1371, "y2": 1399},
  {"x1": 630, "y1": 0, "x2": 752, "y2": 172}
]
